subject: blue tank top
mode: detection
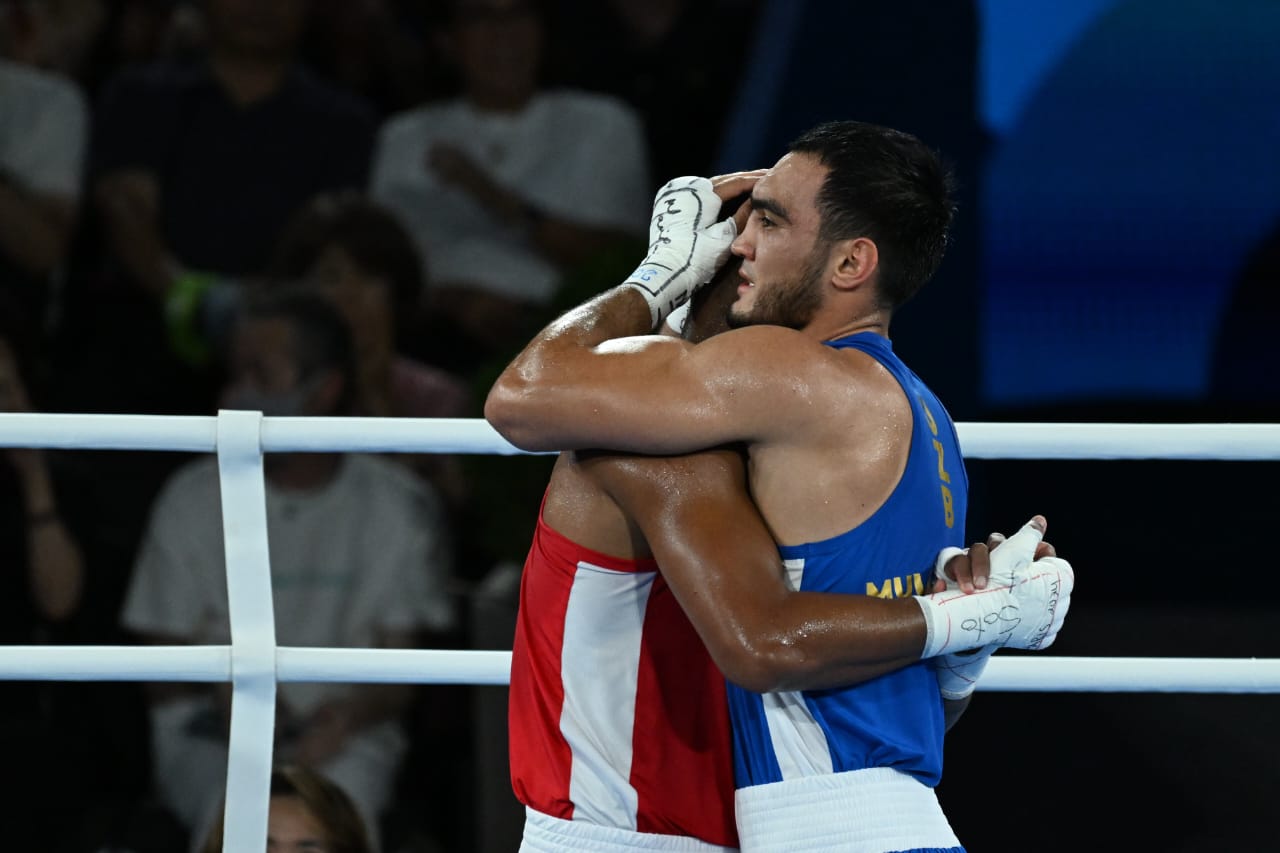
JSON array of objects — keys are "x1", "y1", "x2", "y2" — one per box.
[{"x1": 727, "y1": 331, "x2": 968, "y2": 790}]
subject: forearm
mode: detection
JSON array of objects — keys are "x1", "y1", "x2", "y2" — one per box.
[
  {"x1": 19, "y1": 458, "x2": 84, "y2": 620},
  {"x1": 27, "y1": 518, "x2": 86, "y2": 621},
  {"x1": 0, "y1": 180, "x2": 74, "y2": 276},
  {"x1": 702, "y1": 591, "x2": 928, "y2": 694},
  {"x1": 107, "y1": 224, "x2": 176, "y2": 298}
]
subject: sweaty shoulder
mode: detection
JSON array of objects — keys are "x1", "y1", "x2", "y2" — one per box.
[
  {"x1": 692, "y1": 325, "x2": 869, "y2": 400},
  {"x1": 693, "y1": 325, "x2": 818, "y2": 364}
]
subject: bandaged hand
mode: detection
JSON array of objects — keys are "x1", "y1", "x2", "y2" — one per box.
[
  {"x1": 624, "y1": 176, "x2": 738, "y2": 329},
  {"x1": 916, "y1": 516, "x2": 1074, "y2": 663},
  {"x1": 933, "y1": 644, "x2": 997, "y2": 701},
  {"x1": 926, "y1": 546, "x2": 998, "y2": 699},
  {"x1": 662, "y1": 299, "x2": 692, "y2": 337}
]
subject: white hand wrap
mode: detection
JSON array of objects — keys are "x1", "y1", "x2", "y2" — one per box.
[
  {"x1": 916, "y1": 519, "x2": 1075, "y2": 660},
  {"x1": 929, "y1": 545, "x2": 994, "y2": 699},
  {"x1": 663, "y1": 299, "x2": 692, "y2": 337},
  {"x1": 934, "y1": 645, "x2": 997, "y2": 701},
  {"x1": 624, "y1": 176, "x2": 738, "y2": 329},
  {"x1": 933, "y1": 546, "x2": 967, "y2": 583}
]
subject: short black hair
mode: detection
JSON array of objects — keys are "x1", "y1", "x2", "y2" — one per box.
[
  {"x1": 269, "y1": 191, "x2": 425, "y2": 340},
  {"x1": 237, "y1": 285, "x2": 358, "y2": 414},
  {"x1": 788, "y1": 120, "x2": 956, "y2": 310}
]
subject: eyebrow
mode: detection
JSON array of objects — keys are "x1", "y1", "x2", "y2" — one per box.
[{"x1": 749, "y1": 194, "x2": 791, "y2": 224}]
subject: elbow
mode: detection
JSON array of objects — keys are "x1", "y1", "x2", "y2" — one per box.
[
  {"x1": 712, "y1": 634, "x2": 809, "y2": 694},
  {"x1": 484, "y1": 374, "x2": 556, "y2": 452},
  {"x1": 42, "y1": 589, "x2": 81, "y2": 623}
]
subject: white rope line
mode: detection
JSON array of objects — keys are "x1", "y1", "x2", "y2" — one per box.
[
  {"x1": 2, "y1": 648, "x2": 1278, "y2": 693},
  {"x1": 1, "y1": 412, "x2": 1279, "y2": 459},
  {"x1": 0, "y1": 410, "x2": 1275, "y2": 852}
]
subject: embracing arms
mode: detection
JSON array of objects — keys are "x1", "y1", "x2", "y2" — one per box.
[{"x1": 584, "y1": 447, "x2": 1071, "y2": 702}]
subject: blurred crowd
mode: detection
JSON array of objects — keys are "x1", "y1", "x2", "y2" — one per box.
[
  {"x1": 0, "y1": 0, "x2": 764, "y2": 850},
  {"x1": 0, "y1": 0, "x2": 997, "y2": 851}
]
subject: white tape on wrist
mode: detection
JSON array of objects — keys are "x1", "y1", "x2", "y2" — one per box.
[
  {"x1": 933, "y1": 546, "x2": 967, "y2": 587},
  {"x1": 934, "y1": 645, "x2": 996, "y2": 700},
  {"x1": 663, "y1": 299, "x2": 692, "y2": 337},
  {"x1": 915, "y1": 589, "x2": 1014, "y2": 658}
]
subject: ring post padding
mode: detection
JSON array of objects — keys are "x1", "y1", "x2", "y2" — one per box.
[{"x1": 216, "y1": 409, "x2": 277, "y2": 852}]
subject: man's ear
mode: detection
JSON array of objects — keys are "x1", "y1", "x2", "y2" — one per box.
[{"x1": 830, "y1": 237, "x2": 878, "y2": 292}]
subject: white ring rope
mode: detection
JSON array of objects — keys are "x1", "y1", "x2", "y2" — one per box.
[
  {"x1": 1, "y1": 412, "x2": 1279, "y2": 459},
  {"x1": 1, "y1": 411, "x2": 1276, "y2": 850},
  {"x1": 1, "y1": 648, "x2": 1277, "y2": 693}
]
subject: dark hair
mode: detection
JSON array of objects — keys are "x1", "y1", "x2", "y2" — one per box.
[
  {"x1": 200, "y1": 764, "x2": 375, "y2": 853},
  {"x1": 238, "y1": 285, "x2": 359, "y2": 414},
  {"x1": 446, "y1": 0, "x2": 548, "y2": 26},
  {"x1": 269, "y1": 190, "x2": 426, "y2": 338},
  {"x1": 787, "y1": 120, "x2": 956, "y2": 310}
]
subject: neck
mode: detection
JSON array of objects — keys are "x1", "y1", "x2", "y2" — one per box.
[
  {"x1": 806, "y1": 301, "x2": 890, "y2": 344},
  {"x1": 466, "y1": 83, "x2": 534, "y2": 113},
  {"x1": 265, "y1": 453, "x2": 342, "y2": 491},
  {"x1": 209, "y1": 49, "x2": 290, "y2": 106}
]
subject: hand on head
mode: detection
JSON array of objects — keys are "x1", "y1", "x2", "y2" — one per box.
[{"x1": 622, "y1": 171, "x2": 764, "y2": 329}]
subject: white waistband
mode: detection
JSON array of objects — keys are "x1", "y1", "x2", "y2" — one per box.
[
  {"x1": 520, "y1": 807, "x2": 739, "y2": 852},
  {"x1": 734, "y1": 768, "x2": 961, "y2": 852}
]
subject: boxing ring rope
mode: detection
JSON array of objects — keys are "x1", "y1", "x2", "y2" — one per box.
[{"x1": 1, "y1": 412, "x2": 1279, "y2": 850}]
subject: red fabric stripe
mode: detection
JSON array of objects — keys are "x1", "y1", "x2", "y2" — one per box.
[
  {"x1": 508, "y1": 516, "x2": 577, "y2": 818},
  {"x1": 631, "y1": 576, "x2": 739, "y2": 846}
]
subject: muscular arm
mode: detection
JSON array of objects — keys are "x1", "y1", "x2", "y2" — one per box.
[
  {"x1": 485, "y1": 286, "x2": 815, "y2": 454},
  {"x1": 585, "y1": 447, "x2": 925, "y2": 693},
  {"x1": 0, "y1": 176, "x2": 77, "y2": 277}
]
